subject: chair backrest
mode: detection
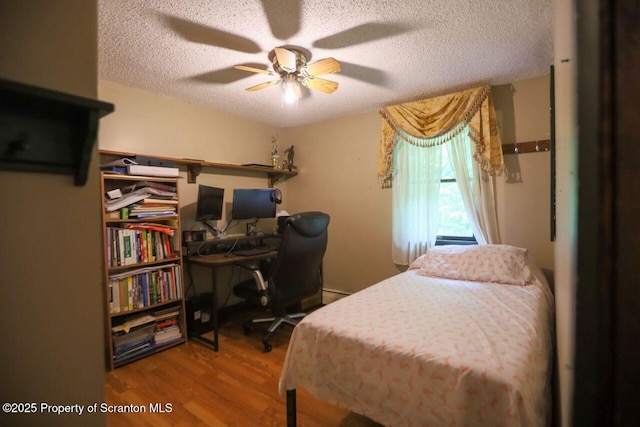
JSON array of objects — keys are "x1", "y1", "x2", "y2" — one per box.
[{"x1": 268, "y1": 211, "x2": 330, "y2": 311}]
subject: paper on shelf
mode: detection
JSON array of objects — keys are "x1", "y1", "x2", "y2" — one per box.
[{"x1": 101, "y1": 157, "x2": 138, "y2": 167}]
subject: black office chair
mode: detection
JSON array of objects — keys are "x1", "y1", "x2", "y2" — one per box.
[{"x1": 233, "y1": 211, "x2": 330, "y2": 352}]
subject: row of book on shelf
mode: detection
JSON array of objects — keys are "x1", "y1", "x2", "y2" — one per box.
[
  {"x1": 106, "y1": 223, "x2": 177, "y2": 267},
  {"x1": 108, "y1": 264, "x2": 182, "y2": 314},
  {"x1": 104, "y1": 180, "x2": 178, "y2": 219},
  {"x1": 111, "y1": 306, "x2": 182, "y2": 364}
]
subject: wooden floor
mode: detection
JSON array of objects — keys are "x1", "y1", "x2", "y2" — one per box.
[{"x1": 105, "y1": 309, "x2": 383, "y2": 426}]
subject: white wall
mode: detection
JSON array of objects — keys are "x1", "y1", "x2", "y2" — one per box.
[
  {"x1": 283, "y1": 112, "x2": 398, "y2": 293},
  {"x1": 493, "y1": 76, "x2": 555, "y2": 270},
  {"x1": 0, "y1": 2, "x2": 106, "y2": 426},
  {"x1": 285, "y1": 76, "x2": 555, "y2": 295}
]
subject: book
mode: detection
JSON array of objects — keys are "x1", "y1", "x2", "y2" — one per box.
[
  {"x1": 114, "y1": 342, "x2": 152, "y2": 362},
  {"x1": 127, "y1": 164, "x2": 179, "y2": 177},
  {"x1": 124, "y1": 223, "x2": 175, "y2": 235},
  {"x1": 101, "y1": 157, "x2": 138, "y2": 167},
  {"x1": 105, "y1": 190, "x2": 151, "y2": 212},
  {"x1": 101, "y1": 166, "x2": 127, "y2": 174},
  {"x1": 141, "y1": 187, "x2": 178, "y2": 198},
  {"x1": 139, "y1": 198, "x2": 179, "y2": 205},
  {"x1": 111, "y1": 314, "x2": 156, "y2": 334},
  {"x1": 122, "y1": 181, "x2": 177, "y2": 193},
  {"x1": 131, "y1": 210, "x2": 176, "y2": 218},
  {"x1": 242, "y1": 163, "x2": 273, "y2": 168}
]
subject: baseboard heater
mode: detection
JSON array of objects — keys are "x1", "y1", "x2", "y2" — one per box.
[{"x1": 322, "y1": 288, "x2": 350, "y2": 304}]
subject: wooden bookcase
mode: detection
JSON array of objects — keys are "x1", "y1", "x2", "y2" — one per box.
[{"x1": 100, "y1": 173, "x2": 187, "y2": 370}]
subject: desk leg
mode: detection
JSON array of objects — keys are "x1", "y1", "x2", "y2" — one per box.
[
  {"x1": 187, "y1": 264, "x2": 220, "y2": 352},
  {"x1": 211, "y1": 266, "x2": 219, "y2": 351}
]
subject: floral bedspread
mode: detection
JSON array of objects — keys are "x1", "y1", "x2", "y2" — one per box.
[{"x1": 279, "y1": 270, "x2": 553, "y2": 426}]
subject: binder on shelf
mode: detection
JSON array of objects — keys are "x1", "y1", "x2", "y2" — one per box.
[
  {"x1": 127, "y1": 164, "x2": 179, "y2": 177},
  {"x1": 134, "y1": 156, "x2": 174, "y2": 168}
]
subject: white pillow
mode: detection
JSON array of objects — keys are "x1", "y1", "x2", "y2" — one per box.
[{"x1": 409, "y1": 244, "x2": 533, "y2": 286}]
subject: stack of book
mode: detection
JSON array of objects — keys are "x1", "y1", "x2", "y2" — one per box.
[
  {"x1": 111, "y1": 309, "x2": 183, "y2": 364},
  {"x1": 112, "y1": 314, "x2": 156, "y2": 364},
  {"x1": 105, "y1": 181, "x2": 178, "y2": 216},
  {"x1": 153, "y1": 307, "x2": 182, "y2": 347}
]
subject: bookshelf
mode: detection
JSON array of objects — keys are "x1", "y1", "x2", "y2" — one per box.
[{"x1": 100, "y1": 173, "x2": 187, "y2": 370}]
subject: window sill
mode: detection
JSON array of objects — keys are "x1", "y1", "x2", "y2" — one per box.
[{"x1": 435, "y1": 237, "x2": 477, "y2": 246}]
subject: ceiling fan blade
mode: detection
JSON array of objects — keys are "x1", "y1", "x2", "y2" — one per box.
[
  {"x1": 162, "y1": 14, "x2": 261, "y2": 53},
  {"x1": 313, "y1": 22, "x2": 411, "y2": 50},
  {"x1": 234, "y1": 64, "x2": 275, "y2": 76},
  {"x1": 305, "y1": 58, "x2": 341, "y2": 76},
  {"x1": 260, "y1": 0, "x2": 300, "y2": 40},
  {"x1": 274, "y1": 47, "x2": 297, "y2": 72},
  {"x1": 246, "y1": 80, "x2": 279, "y2": 92},
  {"x1": 304, "y1": 77, "x2": 339, "y2": 94}
]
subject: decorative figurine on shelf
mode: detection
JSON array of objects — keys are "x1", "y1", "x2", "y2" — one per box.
[
  {"x1": 271, "y1": 135, "x2": 280, "y2": 170},
  {"x1": 284, "y1": 145, "x2": 295, "y2": 171}
]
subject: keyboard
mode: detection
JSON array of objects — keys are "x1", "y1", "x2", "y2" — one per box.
[{"x1": 233, "y1": 246, "x2": 273, "y2": 257}]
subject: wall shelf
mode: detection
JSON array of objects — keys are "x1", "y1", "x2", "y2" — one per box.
[
  {"x1": 0, "y1": 78, "x2": 114, "y2": 185},
  {"x1": 99, "y1": 149, "x2": 297, "y2": 186}
]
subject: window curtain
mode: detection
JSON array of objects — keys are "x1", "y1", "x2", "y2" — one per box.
[
  {"x1": 392, "y1": 140, "x2": 442, "y2": 264},
  {"x1": 379, "y1": 85, "x2": 505, "y2": 263},
  {"x1": 446, "y1": 130, "x2": 501, "y2": 244},
  {"x1": 378, "y1": 85, "x2": 505, "y2": 188}
]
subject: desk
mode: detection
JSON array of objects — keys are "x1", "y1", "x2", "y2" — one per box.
[{"x1": 185, "y1": 250, "x2": 277, "y2": 351}]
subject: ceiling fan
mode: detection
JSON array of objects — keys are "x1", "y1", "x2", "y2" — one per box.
[
  {"x1": 162, "y1": 1, "x2": 411, "y2": 104},
  {"x1": 234, "y1": 47, "x2": 341, "y2": 106}
]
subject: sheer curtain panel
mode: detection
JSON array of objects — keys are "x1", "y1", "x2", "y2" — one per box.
[
  {"x1": 379, "y1": 85, "x2": 505, "y2": 264},
  {"x1": 392, "y1": 140, "x2": 442, "y2": 264}
]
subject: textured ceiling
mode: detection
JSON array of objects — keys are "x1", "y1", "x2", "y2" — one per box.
[{"x1": 98, "y1": 0, "x2": 553, "y2": 128}]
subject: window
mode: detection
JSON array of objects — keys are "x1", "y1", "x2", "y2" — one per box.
[{"x1": 436, "y1": 144, "x2": 476, "y2": 245}]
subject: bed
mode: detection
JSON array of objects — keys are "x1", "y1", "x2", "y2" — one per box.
[{"x1": 279, "y1": 244, "x2": 554, "y2": 426}]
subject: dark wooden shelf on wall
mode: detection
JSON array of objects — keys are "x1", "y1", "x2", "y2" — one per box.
[
  {"x1": 502, "y1": 139, "x2": 550, "y2": 155},
  {"x1": 99, "y1": 149, "x2": 298, "y2": 187},
  {"x1": 0, "y1": 78, "x2": 114, "y2": 186}
]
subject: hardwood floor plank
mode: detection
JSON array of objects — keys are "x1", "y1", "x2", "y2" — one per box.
[{"x1": 106, "y1": 309, "x2": 382, "y2": 426}]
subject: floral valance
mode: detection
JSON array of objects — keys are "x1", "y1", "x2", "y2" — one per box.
[{"x1": 377, "y1": 85, "x2": 505, "y2": 188}]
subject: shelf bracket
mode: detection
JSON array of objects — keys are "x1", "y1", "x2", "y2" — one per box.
[
  {"x1": 269, "y1": 172, "x2": 283, "y2": 188},
  {"x1": 0, "y1": 78, "x2": 114, "y2": 186},
  {"x1": 187, "y1": 164, "x2": 202, "y2": 183}
]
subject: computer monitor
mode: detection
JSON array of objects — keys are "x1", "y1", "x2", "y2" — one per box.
[
  {"x1": 195, "y1": 184, "x2": 224, "y2": 221},
  {"x1": 231, "y1": 189, "x2": 277, "y2": 220}
]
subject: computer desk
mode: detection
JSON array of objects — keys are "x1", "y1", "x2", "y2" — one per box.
[{"x1": 184, "y1": 249, "x2": 278, "y2": 351}]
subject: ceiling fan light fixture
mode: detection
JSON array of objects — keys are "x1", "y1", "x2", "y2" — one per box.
[
  {"x1": 281, "y1": 75, "x2": 300, "y2": 109},
  {"x1": 234, "y1": 46, "x2": 340, "y2": 106}
]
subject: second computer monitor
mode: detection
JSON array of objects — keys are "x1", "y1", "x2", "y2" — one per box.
[
  {"x1": 232, "y1": 189, "x2": 277, "y2": 220},
  {"x1": 195, "y1": 184, "x2": 224, "y2": 221}
]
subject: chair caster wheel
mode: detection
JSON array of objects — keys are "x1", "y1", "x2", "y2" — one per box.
[{"x1": 263, "y1": 343, "x2": 272, "y2": 352}]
